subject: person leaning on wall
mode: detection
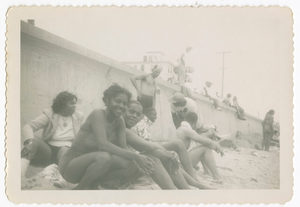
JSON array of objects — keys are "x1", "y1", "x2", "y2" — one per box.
[{"x1": 21, "y1": 91, "x2": 84, "y2": 189}]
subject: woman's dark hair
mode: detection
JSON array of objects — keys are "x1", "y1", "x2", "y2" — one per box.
[
  {"x1": 102, "y1": 84, "x2": 132, "y2": 106},
  {"x1": 51, "y1": 91, "x2": 77, "y2": 113}
]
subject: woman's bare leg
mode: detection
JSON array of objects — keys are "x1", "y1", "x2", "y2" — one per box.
[
  {"x1": 179, "y1": 168, "x2": 211, "y2": 189},
  {"x1": 93, "y1": 156, "x2": 139, "y2": 189},
  {"x1": 161, "y1": 140, "x2": 198, "y2": 181},
  {"x1": 200, "y1": 161, "x2": 211, "y2": 175},
  {"x1": 149, "y1": 157, "x2": 177, "y2": 189},
  {"x1": 188, "y1": 146, "x2": 221, "y2": 181},
  {"x1": 62, "y1": 151, "x2": 112, "y2": 190},
  {"x1": 21, "y1": 137, "x2": 52, "y2": 179},
  {"x1": 168, "y1": 170, "x2": 191, "y2": 189},
  {"x1": 57, "y1": 147, "x2": 70, "y2": 163}
]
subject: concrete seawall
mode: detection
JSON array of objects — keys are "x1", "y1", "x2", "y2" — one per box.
[{"x1": 21, "y1": 21, "x2": 263, "y2": 141}]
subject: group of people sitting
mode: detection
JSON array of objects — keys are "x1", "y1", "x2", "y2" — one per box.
[
  {"x1": 21, "y1": 73, "x2": 225, "y2": 190},
  {"x1": 222, "y1": 93, "x2": 246, "y2": 120}
]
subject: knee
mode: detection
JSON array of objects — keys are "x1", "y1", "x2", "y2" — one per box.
[
  {"x1": 124, "y1": 160, "x2": 138, "y2": 173},
  {"x1": 173, "y1": 140, "x2": 185, "y2": 152},
  {"x1": 203, "y1": 146, "x2": 212, "y2": 155},
  {"x1": 151, "y1": 156, "x2": 163, "y2": 168},
  {"x1": 94, "y1": 152, "x2": 112, "y2": 164}
]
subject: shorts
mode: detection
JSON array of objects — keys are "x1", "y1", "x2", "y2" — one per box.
[
  {"x1": 31, "y1": 143, "x2": 63, "y2": 166},
  {"x1": 138, "y1": 94, "x2": 154, "y2": 112}
]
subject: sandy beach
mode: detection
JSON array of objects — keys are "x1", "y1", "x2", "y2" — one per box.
[{"x1": 22, "y1": 134, "x2": 280, "y2": 190}]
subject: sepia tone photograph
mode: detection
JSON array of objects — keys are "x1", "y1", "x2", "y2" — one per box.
[{"x1": 5, "y1": 6, "x2": 294, "y2": 204}]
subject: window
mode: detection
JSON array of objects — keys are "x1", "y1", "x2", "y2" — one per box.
[
  {"x1": 141, "y1": 65, "x2": 145, "y2": 71},
  {"x1": 153, "y1": 56, "x2": 157, "y2": 62},
  {"x1": 149, "y1": 55, "x2": 152, "y2": 62},
  {"x1": 134, "y1": 65, "x2": 137, "y2": 69},
  {"x1": 143, "y1": 56, "x2": 147, "y2": 62}
]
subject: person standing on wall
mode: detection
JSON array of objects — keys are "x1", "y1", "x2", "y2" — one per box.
[
  {"x1": 261, "y1": 110, "x2": 275, "y2": 151},
  {"x1": 173, "y1": 47, "x2": 195, "y2": 100},
  {"x1": 130, "y1": 65, "x2": 162, "y2": 113}
]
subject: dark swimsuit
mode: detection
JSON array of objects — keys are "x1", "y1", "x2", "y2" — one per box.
[{"x1": 59, "y1": 110, "x2": 116, "y2": 177}]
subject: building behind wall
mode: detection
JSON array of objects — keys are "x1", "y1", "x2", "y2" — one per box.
[
  {"x1": 123, "y1": 51, "x2": 178, "y2": 83},
  {"x1": 123, "y1": 51, "x2": 195, "y2": 88}
]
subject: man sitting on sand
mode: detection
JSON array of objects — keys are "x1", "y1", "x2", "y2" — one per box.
[
  {"x1": 130, "y1": 65, "x2": 162, "y2": 112},
  {"x1": 123, "y1": 100, "x2": 210, "y2": 189},
  {"x1": 177, "y1": 112, "x2": 224, "y2": 183},
  {"x1": 132, "y1": 106, "x2": 198, "y2": 181}
]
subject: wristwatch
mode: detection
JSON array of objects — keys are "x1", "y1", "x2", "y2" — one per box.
[{"x1": 23, "y1": 139, "x2": 35, "y2": 146}]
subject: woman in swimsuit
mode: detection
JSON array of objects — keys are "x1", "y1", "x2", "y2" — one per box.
[{"x1": 59, "y1": 84, "x2": 154, "y2": 190}]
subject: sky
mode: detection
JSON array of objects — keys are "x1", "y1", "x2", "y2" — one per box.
[{"x1": 29, "y1": 7, "x2": 289, "y2": 121}]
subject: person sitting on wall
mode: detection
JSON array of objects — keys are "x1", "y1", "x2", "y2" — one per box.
[
  {"x1": 58, "y1": 85, "x2": 155, "y2": 190},
  {"x1": 222, "y1": 93, "x2": 232, "y2": 106},
  {"x1": 21, "y1": 91, "x2": 84, "y2": 189},
  {"x1": 123, "y1": 100, "x2": 210, "y2": 189},
  {"x1": 130, "y1": 65, "x2": 162, "y2": 112},
  {"x1": 202, "y1": 81, "x2": 222, "y2": 111},
  {"x1": 232, "y1": 96, "x2": 246, "y2": 120},
  {"x1": 132, "y1": 106, "x2": 199, "y2": 181},
  {"x1": 177, "y1": 112, "x2": 224, "y2": 183},
  {"x1": 169, "y1": 92, "x2": 197, "y2": 129}
]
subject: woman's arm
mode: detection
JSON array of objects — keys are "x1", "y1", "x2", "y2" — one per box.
[
  {"x1": 116, "y1": 117, "x2": 128, "y2": 149},
  {"x1": 126, "y1": 129, "x2": 173, "y2": 160},
  {"x1": 126, "y1": 129, "x2": 159, "y2": 152},
  {"x1": 22, "y1": 113, "x2": 49, "y2": 143},
  {"x1": 130, "y1": 73, "x2": 149, "y2": 99},
  {"x1": 90, "y1": 110, "x2": 154, "y2": 170}
]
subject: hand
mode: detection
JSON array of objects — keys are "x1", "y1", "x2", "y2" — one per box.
[
  {"x1": 21, "y1": 141, "x2": 36, "y2": 160},
  {"x1": 160, "y1": 149, "x2": 174, "y2": 160},
  {"x1": 215, "y1": 143, "x2": 225, "y2": 157},
  {"x1": 135, "y1": 154, "x2": 155, "y2": 174}
]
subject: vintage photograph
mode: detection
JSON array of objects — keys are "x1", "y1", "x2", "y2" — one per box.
[{"x1": 6, "y1": 6, "x2": 293, "y2": 204}]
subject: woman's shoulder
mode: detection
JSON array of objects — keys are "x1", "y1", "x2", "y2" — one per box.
[
  {"x1": 43, "y1": 108, "x2": 54, "y2": 117},
  {"x1": 87, "y1": 109, "x2": 105, "y2": 120}
]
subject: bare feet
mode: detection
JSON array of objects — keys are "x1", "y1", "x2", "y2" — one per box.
[{"x1": 213, "y1": 179, "x2": 223, "y2": 184}]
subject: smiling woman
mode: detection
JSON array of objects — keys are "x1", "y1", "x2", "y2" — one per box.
[{"x1": 58, "y1": 84, "x2": 155, "y2": 190}]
